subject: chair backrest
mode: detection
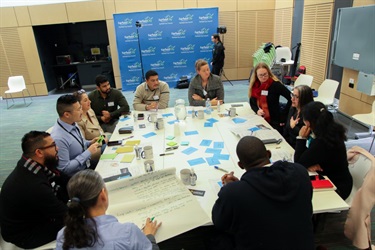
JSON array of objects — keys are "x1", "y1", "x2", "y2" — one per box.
[
  {"x1": 294, "y1": 74, "x2": 313, "y2": 88},
  {"x1": 275, "y1": 47, "x2": 292, "y2": 63},
  {"x1": 7, "y1": 76, "x2": 26, "y2": 92},
  {"x1": 345, "y1": 146, "x2": 374, "y2": 206},
  {"x1": 316, "y1": 79, "x2": 339, "y2": 105}
]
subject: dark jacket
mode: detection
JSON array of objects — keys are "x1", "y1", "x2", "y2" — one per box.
[
  {"x1": 250, "y1": 80, "x2": 291, "y2": 130},
  {"x1": 283, "y1": 107, "x2": 304, "y2": 148},
  {"x1": 295, "y1": 137, "x2": 353, "y2": 200},
  {"x1": 188, "y1": 73, "x2": 224, "y2": 106},
  {"x1": 0, "y1": 157, "x2": 68, "y2": 248},
  {"x1": 212, "y1": 161, "x2": 314, "y2": 250},
  {"x1": 212, "y1": 41, "x2": 225, "y2": 67}
]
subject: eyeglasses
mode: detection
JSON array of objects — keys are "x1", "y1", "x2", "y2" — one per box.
[
  {"x1": 38, "y1": 142, "x2": 57, "y2": 151},
  {"x1": 291, "y1": 93, "x2": 299, "y2": 99},
  {"x1": 257, "y1": 73, "x2": 268, "y2": 78}
]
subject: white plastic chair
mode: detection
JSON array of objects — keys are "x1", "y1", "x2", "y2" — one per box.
[
  {"x1": 4, "y1": 76, "x2": 33, "y2": 109},
  {"x1": 313, "y1": 79, "x2": 339, "y2": 106},
  {"x1": 294, "y1": 74, "x2": 313, "y2": 88},
  {"x1": 352, "y1": 101, "x2": 375, "y2": 151},
  {"x1": 275, "y1": 47, "x2": 294, "y2": 65}
]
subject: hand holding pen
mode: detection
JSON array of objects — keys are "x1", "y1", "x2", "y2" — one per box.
[
  {"x1": 221, "y1": 171, "x2": 239, "y2": 185},
  {"x1": 142, "y1": 217, "x2": 162, "y2": 236}
]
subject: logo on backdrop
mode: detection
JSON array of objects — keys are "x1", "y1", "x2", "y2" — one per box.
[
  {"x1": 147, "y1": 30, "x2": 163, "y2": 40},
  {"x1": 200, "y1": 43, "x2": 214, "y2": 52},
  {"x1": 171, "y1": 29, "x2": 186, "y2": 39},
  {"x1": 126, "y1": 76, "x2": 140, "y2": 84},
  {"x1": 180, "y1": 44, "x2": 195, "y2": 54},
  {"x1": 173, "y1": 59, "x2": 188, "y2": 68},
  {"x1": 178, "y1": 14, "x2": 194, "y2": 24},
  {"x1": 124, "y1": 32, "x2": 138, "y2": 42},
  {"x1": 139, "y1": 16, "x2": 154, "y2": 26},
  {"x1": 163, "y1": 73, "x2": 178, "y2": 81},
  {"x1": 194, "y1": 28, "x2": 210, "y2": 38},
  {"x1": 161, "y1": 45, "x2": 176, "y2": 55},
  {"x1": 158, "y1": 15, "x2": 174, "y2": 25},
  {"x1": 198, "y1": 13, "x2": 214, "y2": 23},
  {"x1": 141, "y1": 47, "x2": 156, "y2": 56},
  {"x1": 150, "y1": 60, "x2": 165, "y2": 69},
  {"x1": 121, "y1": 48, "x2": 137, "y2": 58},
  {"x1": 117, "y1": 18, "x2": 133, "y2": 28},
  {"x1": 128, "y1": 62, "x2": 142, "y2": 71}
]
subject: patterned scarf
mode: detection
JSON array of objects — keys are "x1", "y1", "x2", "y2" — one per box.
[{"x1": 22, "y1": 156, "x2": 61, "y2": 196}]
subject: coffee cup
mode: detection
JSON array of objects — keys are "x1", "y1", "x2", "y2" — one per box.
[
  {"x1": 195, "y1": 110, "x2": 204, "y2": 119},
  {"x1": 148, "y1": 113, "x2": 158, "y2": 123},
  {"x1": 180, "y1": 169, "x2": 191, "y2": 185},
  {"x1": 229, "y1": 107, "x2": 236, "y2": 117},
  {"x1": 144, "y1": 160, "x2": 154, "y2": 173},
  {"x1": 141, "y1": 145, "x2": 153, "y2": 159},
  {"x1": 155, "y1": 118, "x2": 164, "y2": 130}
]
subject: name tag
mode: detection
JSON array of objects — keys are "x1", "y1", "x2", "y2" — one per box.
[
  {"x1": 153, "y1": 95, "x2": 159, "y2": 101},
  {"x1": 203, "y1": 90, "x2": 207, "y2": 96},
  {"x1": 108, "y1": 102, "x2": 114, "y2": 107},
  {"x1": 261, "y1": 90, "x2": 268, "y2": 96}
]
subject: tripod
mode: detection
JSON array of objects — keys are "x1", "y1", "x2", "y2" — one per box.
[
  {"x1": 136, "y1": 21, "x2": 145, "y2": 84},
  {"x1": 219, "y1": 34, "x2": 233, "y2": 86}
]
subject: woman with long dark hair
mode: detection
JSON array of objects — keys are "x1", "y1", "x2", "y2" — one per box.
[
  {"x1": 294, "y1": 101, "x2": 353, "y2": 199},
  {"x1": 283, "y1": 85, "x2": 314, "y2": 148},
  {"x1": 56, "y1": 169, "x2": 161, "y2": 250}
]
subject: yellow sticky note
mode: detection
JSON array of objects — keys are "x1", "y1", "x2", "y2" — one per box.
[
  {"x1": 100, "y1": 153, "x2": 118, "y2": 160},
  {"x1": 121, "y1": 154, "x2": 135, "y2": 163},
  {"x1": 116, "y1": 146, "x2": 134, "y2": 154},
  {"x1": 125, "y1": 140, "x2": 141, "y2": 146},
  {"x1": 167, "y1": 141, "x2": 177, "y2": 146}
]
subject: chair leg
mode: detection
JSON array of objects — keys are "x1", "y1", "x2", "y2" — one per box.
[
  {"x1": 369, "y1": 133, "x2": 375, "y2": 152},
  {"x1": 21, "y1": 91, "x2": 26, "y2": 105},
  {"x1": 6, "y1": 94, "x2": 15, "y2": 109}
]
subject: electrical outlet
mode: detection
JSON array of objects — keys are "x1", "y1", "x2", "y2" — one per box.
[{"x1": 349, "y1": 78, "x2": 354, "y2": 84}]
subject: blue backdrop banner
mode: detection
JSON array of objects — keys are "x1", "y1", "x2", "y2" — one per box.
[{"x1": 114, "y1": 8, "x2": 218, "y2": 91}]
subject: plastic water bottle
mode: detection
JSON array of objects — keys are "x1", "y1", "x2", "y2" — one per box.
[
  {"x1": 190, "y1": 168, "x2": 197, "y2": 186},
  {"x1": 217, "y1": 100, "x2": 221, "y2": 113},
  {"x1": 206, "y1": 98, "x2": 212, "y2": 115}
]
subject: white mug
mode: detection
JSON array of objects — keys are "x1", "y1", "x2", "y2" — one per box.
[
  {"x1": 155, "y1": 118, "x2": 164, "y2": 130},
  {"x1": 180, "y1": 169, "x2": 191, "y2": 185},
  {"x1": 141, "y1": 145, "x2": 153, "y2": 159},
  {"x1": 229, "y1": 107, "x2": 236, "y2": 117},
  {"x1": 195, "y1": 110, "x2": 204, "y2": 119},
  {"x1": 148, "y1": 113, "x2": 157, "y2": 123}
]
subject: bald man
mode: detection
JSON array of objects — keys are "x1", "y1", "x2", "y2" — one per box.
[{"x1": 211, "y1": 136, "x2": 314, "y2": 249}]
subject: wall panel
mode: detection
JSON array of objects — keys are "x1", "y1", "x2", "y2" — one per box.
[
  {"x1": 238, "y1": 0, "x2": 274, "y2": 11},
  {"x1": 114, "y1": 0, "x2": 157, "y2": 13},
  {"x1": 66, "y1": 1, "x2": 105, "y2": 22},
  {"x1": 274, "y1": 7, "x2": 292, "y2": 47},
  {"x1": 197, "y1": 0, "x2": 236, "y2": 11},
  {"x1": 219, "y1": 11, "x2": 237, "y2": 75},
  {"x1": 106, "y1": 19, "x2": 121, "y2": 89},
  {"x1": 0, "y1": 8, "x2": 18, "y2": 28},
  {"x1": 157, "y1": 0, "x2": 184, "y2": 10},
  {"x1": 14, "y1": 6, "x2": 32, "y2": 26},
  {"x1": 28, "y1": 4, "x2": 69, "y2": 25},
  {"x1": 184, "y1": 0, "x2": 198, "y2": 8},
  {"x1": 275, "y1": 0, "x2": 293, "y2": 9}
]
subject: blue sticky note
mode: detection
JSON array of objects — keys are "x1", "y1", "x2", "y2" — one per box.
[
  {"x1": 213, "y1": 142, "x2": 224, "y2": 149},
  {"x1": 162, "y1": 113, "x2": 174, "y2": 118},
  {"x1": 207, "y1": 118, "x2": 219, "y2": 123},
  {"x1": 204, "y1": 122, "x2": 213, "y2": 127},
  {"x1": 206, "y1": 157, "x2": 221, "y2": 166},
  {"x1": 187, "y1": 110, "x2": 192, "y2": 114},
  {"x1": 166, "y1": 135, "x2": 175, "y2": 140},
  {"x1": 142, "y1": 132, "x2": 157, "y2": 138},
  {"x1": 120, "y1": 116, "x2": 130, "y2": 122},
  {"x1": 168, "y1": 120, "x2": 179, "y2": 125},
  {"x1": 181, "y1": 141, "x2": 190, "y2": 146},
  {"x1": 182, "y1": 147, "x2": 198, "y2": 155},
  {"x1": 214, "y1": 153, "x2": 230, "y2": 160},
  {"x1": 200, "y1": 139, "x2": 212, "y2": 147},
  {"x1": 205, "y1": 148, "x2": 222, "y2": 154},
  {"x1": 232, "y1": 117, "x2": 247, "y2": 124},
  {"x1": 248, "y1": 126, "x2": 261, "y2": 132},
  {"x1": 187, "y1": 158, "x2": 206, "y2": 166},
  {"x1": 184, "y1": 130, "x2": 199, "y2": 136}
]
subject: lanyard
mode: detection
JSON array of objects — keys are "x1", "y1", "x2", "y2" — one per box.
[{"x1": 57, "y1": 120, "x2": 85, "y2": 152}]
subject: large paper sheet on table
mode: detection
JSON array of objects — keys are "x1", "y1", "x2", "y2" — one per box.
[{"x1": 105, "y1": 168, "x2": 211, "y2": 242}]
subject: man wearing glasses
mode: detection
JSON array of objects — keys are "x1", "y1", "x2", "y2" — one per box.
[
  {"x1": 50, "y1": 95, "x2": 99, "y2": 176},
  {"x1": 89, "y1": 75, "x2": 130, "y2": 133},
  {"x1": 0, "y1": 131, "x2": 69, "y2": 249}
]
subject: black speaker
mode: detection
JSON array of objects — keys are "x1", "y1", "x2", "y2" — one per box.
[{"x1": 217, "y1": 26, "x2": 227, "y2": 34}]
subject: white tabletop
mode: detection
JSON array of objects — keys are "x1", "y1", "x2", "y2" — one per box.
[{"x1": 97, "y1": 102, "x2": 349, "y2": 218}]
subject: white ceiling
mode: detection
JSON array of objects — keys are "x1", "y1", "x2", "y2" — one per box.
[{"x1": 0, "y1": 0, "x2": 91, "y2": 8}]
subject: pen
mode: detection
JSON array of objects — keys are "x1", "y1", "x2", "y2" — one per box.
[
  {"x1": 165, "y1": 146, "x2": 179, "y2": 151},
  {"x1": 122, "y1": 136, "x2": 134, "y2": 141},
  {"x1": 214, "y1": 166, "x2": 229, "y2": 173},
  {"x1": 141, "y1": 217, "x2": 155, "y2": 230},
  {"x1": 159, "y1": 152, "x2": 174, "y2": 156}
]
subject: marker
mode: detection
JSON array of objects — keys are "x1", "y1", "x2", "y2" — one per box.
[
  {"x1": 214, "y1": 166, "x2": 229, "y2": 173},
  {"x1": 165, "y1": 146, "x2": 179, "y2": 151},
  {"x1": 159, "y1": 152, "x2": 174, "y2": 156},
  {"x1": 141, "y1": 217, "x2": 155, "y2": 230},
  {"x1": 150, "y1": 217, "x2": 155, "y2": 222}
]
